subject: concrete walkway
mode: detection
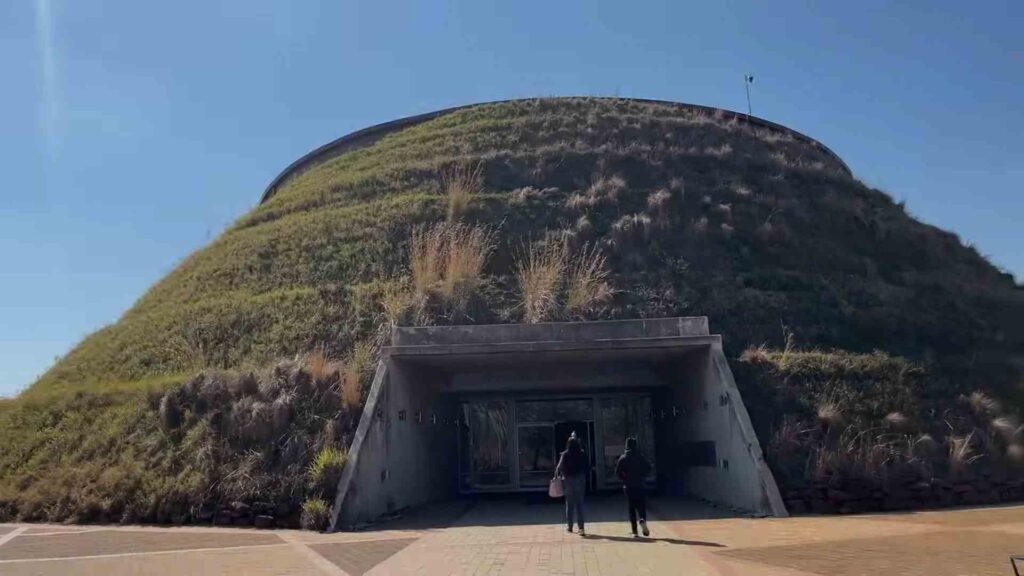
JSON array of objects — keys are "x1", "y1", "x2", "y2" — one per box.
[{"x1": 1, "y1": 498, "x2": 1022, "y2": 575}]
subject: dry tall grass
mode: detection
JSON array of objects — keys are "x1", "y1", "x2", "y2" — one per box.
[
  {"x1": 379, "y1": 277, "x2": 414, "y2": 326},
  {"x1": 442, "y1": 225, "x2": 494, "y2": 300},
  {"x1": 305, "y1": 347, "x2": 340, "y2": 393},
  {"x1": 948, "y1": 432, "x2": 981, "y2": 476},
  {"x1": 565, "y1": 243, "x2": 613, "y2": 318},
  {"x1": 441, "y1": 163, "x2": 484, "y2": 222},
  {"x1": 409, "y1": 224, "x2": 447, "y2": 298},
  {"x1": 342, "y1": 341, "x2": 375, "y2": 410},
  {"x1": 515, "y1": 240, "x2": 567, "y2": 323},
  {"x1": 409, "y1": 223, "x2": 494, "y2": 319}
]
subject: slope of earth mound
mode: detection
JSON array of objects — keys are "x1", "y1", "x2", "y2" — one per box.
[{"x1": 2, "y1": 97, "x2": 1021, "y2": 524}]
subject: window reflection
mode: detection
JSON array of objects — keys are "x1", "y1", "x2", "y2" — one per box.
[{"x1": 461, "y1": 400, "x2": 511, "y2": 487}]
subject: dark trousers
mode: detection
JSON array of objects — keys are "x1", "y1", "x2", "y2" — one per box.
[
  {"x1": 564, "y1": 474, "x2": 586, "y2": 530},
  {"x1": 624, "y1": 486, "x2": 647, "y2": 534}
]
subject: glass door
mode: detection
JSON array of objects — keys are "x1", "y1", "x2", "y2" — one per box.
[
  {"x1": 517, "y1": 424, "x2": 555, "y2": 487},
  {"x1": 459, "y1": 400, "x2": 512, "y2": 490}
]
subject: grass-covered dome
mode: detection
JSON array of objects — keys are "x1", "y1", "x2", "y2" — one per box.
[{"x1": 4, "y1": 97, "x2": 1021, "y2": 524}]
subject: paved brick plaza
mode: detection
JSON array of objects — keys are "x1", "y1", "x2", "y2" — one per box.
[{"x1": 1, "y1": 498, "x2": 1022, "y2": 575}]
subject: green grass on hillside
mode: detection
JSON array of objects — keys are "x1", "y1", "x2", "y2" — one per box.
[{"x1": 3, "y1": 97, "x2": 1021, "y2": 523}]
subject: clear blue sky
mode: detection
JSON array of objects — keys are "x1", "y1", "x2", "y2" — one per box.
[{"x1": 1, "y1": 1, "x2": 1021, "y2": 396}]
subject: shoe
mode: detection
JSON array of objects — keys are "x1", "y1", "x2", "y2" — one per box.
[
  {"x1": 579, "y1": 528, "x2": 586, "y2": 536},
  {"x1": 640, "y1": 519, "x2": 650, "y2": 537},
  {"x1": 566, "y1": 527, "x2": 573, "y2": 533},
  {"x1": 632, "y1": 532, "x2": 639, "y2": 538}
]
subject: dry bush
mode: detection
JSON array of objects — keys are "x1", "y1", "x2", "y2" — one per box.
[
  {"x1": 990, "y1": 416, "x2": 1019, "y2": 442},
  {"x1": 816, "y1": 400, "x2": 845, "y2": 431},
  {"x1": 442, "y1": 224, "x2": 495, "y2": 314},
  {"x1": 883, "y1": 411, "x2": 912, "y2": 433},
  {"x1": 158, "y1": 393, "x2": 181, "y2": 432},
  {"x1": 705, "y1": 143, "x2": 733, "y2": 157},
  {"x1": 565, "y1": 243, "x2": 613, "y2": 319},
  {"x1": 913, "y1": 433, "x2": 939, "y2": 458},
  {"x1": 342, "y1": 341, "x2": 375, "y2": 410},
  {"x1": 968, "y1": 391, "x2": 1001, "y2": 418},
  {"x1": 380, "y1": 277, "x2": 414, "y2": 327},
  {"x1": 441, "y1": 162, "x2": 483, "y2": 222},
  {"x1": 409, "y1": 224, "x2": 448, "y2": 298},
  {"x1": 647, "y1": 189, "x2": 671, "y2": 227},
  {"x1": 611, "y1": 213, "x2": 651, "y2": 242},
  {"x1": 271, "y1": 394, "x2": 293, "y2": 433},
  {"x1": 566, "y1": 175, "x2": 626, "y2": 211},
  {"x1": 305, "y1": 347, "x2": 341, "y2": 394},
  {"x1": 515, "y1": 240, "x2": 567, "y2": 323},
  {"x1": 574, "y1": 215, "x2": 593, "y2": 237},
  {"x1": 948, "y1": 433, "x2": 981, "y2": 476},
  {"x1": 408, "y1": 223, "x2": 494, "y2": 320},
  {"x1": 589, "y1": 175, "x2": 626, "y2": 203}
]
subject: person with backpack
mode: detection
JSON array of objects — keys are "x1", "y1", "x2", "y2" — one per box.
[
  {"x1": 554, "y1": 433, "x2": 588, "y2": 535},
  {"x1": 615, "y1": 437, "x2": 652, "y2": 537}
]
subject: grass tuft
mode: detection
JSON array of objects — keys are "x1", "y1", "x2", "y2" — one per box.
[
  {"x1": 565, "y1": 243, "x2": 613, "y2": 319},
  {"x1": 514, "y1": 240, "x2": 567, "y2": 323},
  {"x1": 300, "y1": 498, "x2": 330, "y2": 531},
  {"x1": 441, "y1": 162, "x2": 484, "y2": 222}
]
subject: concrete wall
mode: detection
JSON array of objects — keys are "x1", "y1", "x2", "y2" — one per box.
[
  {"x1": 330, "y1": 359, "x2": 458, "y2": 529},
  {"x1": 331, "y1": 318, "x2": 787, "y2": 529},
  {"x1": 448, "y1": 361, "x2": 664, "y2": 394},
  {"x1": 393, "y1": 317, "x2": 709, "y2": 347},
  {"x1": 657, "y1": 342, "x2": 786, "y2": 516}
]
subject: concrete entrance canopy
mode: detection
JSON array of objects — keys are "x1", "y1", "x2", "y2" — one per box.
[{"x1": 329, "y1": 317, "x2": 787, "y2": 531}]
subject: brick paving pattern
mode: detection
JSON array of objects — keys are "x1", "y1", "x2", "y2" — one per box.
[
  {"x1": 310, "y1": 538, "x2": 418, "y2": 575},
  {"x1": 0, "y1": 528, "x2": 283, "y2": 561},
  {"x1": 0, "y1": 500, "x2": 1021, "y2": 575}
]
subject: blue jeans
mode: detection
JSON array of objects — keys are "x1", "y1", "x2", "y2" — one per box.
[{"x1": 563, "y1": 474, "x2": 586, "y2": 530}]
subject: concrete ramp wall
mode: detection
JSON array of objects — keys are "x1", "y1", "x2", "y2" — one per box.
[
  {"x1": 328, "y1": 360, "x2": 458, "y2": 530},
  {"x1": 658, "y1": 342, "x2": 787, "y2": 516}
]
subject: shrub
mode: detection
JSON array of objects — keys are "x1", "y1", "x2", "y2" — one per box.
[
  {"x1": 158, "y1": 393, "x2": 181, "y2": 432},
  {"x1": 409, "y1": 223, "x2": 495, "y2": 320},
  {"x1": 305, "y1": 347, "x2": 341, "y2": 394},
  {"x1": 380, "y1": 277, "x2": 414, "y2": 327},
  {"x1": 441, "y1": 162, "x2": 483, "y2": 222},
  {"x1": 342, "y1": 341, "x2": 375, "y2": 410},
  {"x1": 883, "y1": 411, "x2": 912, "y2": 433},
  {"x1": 441, "y1": 224, "x2": 495, "y2": 315},
  {"x1": 300, "y1": 498, "x2": 330, "y2": 531},
  {"x1": 564, "y1": 243, "x2": 612, "y2": 319},
  {"x1": 514, "y1": 240, "x2": 567, "y2": 323},
  {"x1": 410, "y1": 223, "x2": 448, "y2": 298},
  {"x1": 308, "y1": 446, "x2": 347, "y2": 497},
  {"x1": 816, "y1": 400, "x2": 845, "y2": 431}
]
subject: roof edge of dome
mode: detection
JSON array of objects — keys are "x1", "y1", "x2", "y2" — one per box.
[{"x1": 260, "y1": 96, "x2": 852, "y2": 205}]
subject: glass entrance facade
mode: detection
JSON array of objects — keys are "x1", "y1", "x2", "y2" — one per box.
[{"x1": 458, "y1": 394, "x2": 656, "y2": 493}]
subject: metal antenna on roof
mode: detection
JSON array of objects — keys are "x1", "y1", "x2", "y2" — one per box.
[{"x1": 744, "y1": 74, "x2": 755, "y2": 117}]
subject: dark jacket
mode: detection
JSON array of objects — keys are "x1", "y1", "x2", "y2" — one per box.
[
  {"x1": 556, "y1": 448, "x2": 587, "y2": 478},
  {"x1": 615, "y1": 449, "x2": 651, "y2": 488}
]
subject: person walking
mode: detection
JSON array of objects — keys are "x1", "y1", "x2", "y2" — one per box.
[
  {"x1": 615, "y1": 437, "x2": 651, "y2": 537},
  {"x1": 555, "y1": 433, "x2": 588, "y2": 535}
]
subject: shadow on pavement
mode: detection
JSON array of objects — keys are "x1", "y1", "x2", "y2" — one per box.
[
  {"x1": 349, "y1": 494, "x2": 739, "y2": 532},
  {"x1": 581, "y1": 533, "x2": 726, "y2": 547}
]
